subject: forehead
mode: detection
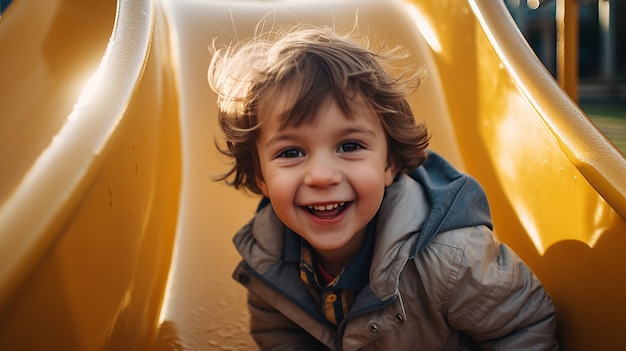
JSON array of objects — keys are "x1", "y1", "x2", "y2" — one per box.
[
  {"x1": 258, "y1": 80, "x2": 376, "y2": 130},
  {"x1": 257, "y1": 95, "x2": 386, "y2": 152}
]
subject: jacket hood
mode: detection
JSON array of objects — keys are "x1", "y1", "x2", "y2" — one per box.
[{"x1": 408, "y1": 151, "x2": 493, "y2": 255}]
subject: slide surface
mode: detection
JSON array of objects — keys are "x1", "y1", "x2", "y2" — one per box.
[{"x1": 0, "y1": 0, "x2": 624, "y2": 350}]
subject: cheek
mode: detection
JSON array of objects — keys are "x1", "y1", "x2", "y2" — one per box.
[
  {"x1": 352, "y1": 167, "x2": 387, "y2": 197},
  {"x1": 261, "y1": 170, "x2": 294, "y2": 200},
  {"x1": 264, "y1": 176, "x2": 299, "y2": 222}
]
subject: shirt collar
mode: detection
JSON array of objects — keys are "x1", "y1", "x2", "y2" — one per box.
[{"x1": 283, "y1": 216, "x2": 377, "y2": 292}]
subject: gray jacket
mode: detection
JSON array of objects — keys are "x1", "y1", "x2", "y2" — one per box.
[{"x1": 232, "y1": 152, "x2": 558, "y2": 350}]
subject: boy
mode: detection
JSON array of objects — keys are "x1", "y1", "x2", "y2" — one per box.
[{"x1": 208, "y1": 26, "x2": 558, "y2": 350}]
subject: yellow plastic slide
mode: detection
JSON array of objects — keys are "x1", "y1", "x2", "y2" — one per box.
[{"x1": 0, "y1": 0, "x2": 624, "y2": 349}]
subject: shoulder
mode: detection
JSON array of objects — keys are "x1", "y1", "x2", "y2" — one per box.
[
  {"x1": 410, "y1": 226, "x2": 554, "y2": 333},
  {"x1": 413, "y1": 225, "x2": 495, "y2": 272},
  {"x1": 406, "y1": 225, "x2": 493, "y2": 301},
  {"x1": 405, "y1": 224, "x2": 519, "y2": 308}
]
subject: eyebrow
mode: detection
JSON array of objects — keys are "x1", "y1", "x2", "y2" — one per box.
[
  {"x1": 264, "y1": 134, "x2": 299, "y2": 149},
  {"x1": 264, "y1": 126, "x2": 378, "y2": 149}
]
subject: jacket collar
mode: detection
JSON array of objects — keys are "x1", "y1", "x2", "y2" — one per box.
[{"x1": 369, "y1": 172, "x2": 430, "y2": 299}]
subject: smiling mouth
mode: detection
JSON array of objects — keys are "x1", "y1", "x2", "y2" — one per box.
[{"x1": 306, "y1": 202, "x2": 348, "y2": 218}]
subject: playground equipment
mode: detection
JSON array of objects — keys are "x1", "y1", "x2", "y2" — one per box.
[{"x1": 0, "y1": 0, "x2": 625, "y2": 349}]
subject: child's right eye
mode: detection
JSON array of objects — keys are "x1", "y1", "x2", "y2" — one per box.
[{"x1": 278, "y1": 148, "x2": 304, "y2": 158}]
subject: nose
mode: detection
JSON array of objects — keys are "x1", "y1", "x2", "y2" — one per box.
[{"x1": 303, "y1": 154, "x2": 341, "y2": 188}]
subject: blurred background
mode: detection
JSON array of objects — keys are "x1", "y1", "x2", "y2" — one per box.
[{"x1": 505, "y1": 0, "x2": 626, "y2": 152}]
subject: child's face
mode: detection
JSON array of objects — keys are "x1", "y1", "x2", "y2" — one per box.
[{"x1": 255, "y1": 90, "x2": 396, "y2": 260}]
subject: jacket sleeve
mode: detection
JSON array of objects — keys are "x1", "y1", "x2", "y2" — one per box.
[
  {"x1": 444, "y1": 225, "x2": 558, "y2": 350},
  {"x1": 247, "y1": 290, "x2": 329, "y2": 351}
]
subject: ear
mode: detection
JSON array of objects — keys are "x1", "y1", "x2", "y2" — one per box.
[
  {"x1": 384, "y1": 160, "x2": 399, "y2": 187},
  {"x1": 256, "y1": 175, "x2": 270, "y2": 198}
]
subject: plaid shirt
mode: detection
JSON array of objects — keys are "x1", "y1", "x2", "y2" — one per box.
[{"x1": 284, "y1": 220, "x2": 376, "y2": 326}]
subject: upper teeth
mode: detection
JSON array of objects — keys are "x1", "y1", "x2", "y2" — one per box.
[{"x1": 308, "y1": 202, "x2": 345, "y2": 211}]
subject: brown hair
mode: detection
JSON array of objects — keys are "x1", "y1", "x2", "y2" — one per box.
[{"x1": 208, "y1": 25, "x2": 429, "y2": 195}]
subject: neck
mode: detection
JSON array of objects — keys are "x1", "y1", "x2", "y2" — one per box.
[
  {"x1": 315, "y1": 251, "x2": 351, "y2": 277},
  {"x1": 313, "y1": 227, "x2": 367, "y2": 277}
]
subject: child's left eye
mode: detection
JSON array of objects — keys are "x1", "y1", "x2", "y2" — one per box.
[{"x1": 338, "y1": 142, "x2": 363, "y2": 153}]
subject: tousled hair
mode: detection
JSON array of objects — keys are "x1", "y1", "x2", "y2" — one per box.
[{"x1": 208, "y1": 25, "x2": 429, "y2": 195}]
